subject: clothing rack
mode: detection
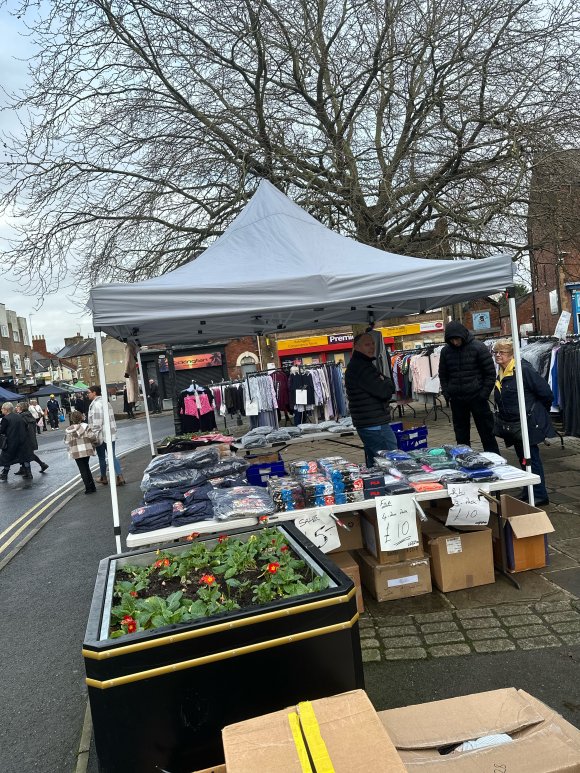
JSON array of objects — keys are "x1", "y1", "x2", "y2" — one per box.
[{"x1": 392, "y1": 347, "x2": 450, "y2": 423}]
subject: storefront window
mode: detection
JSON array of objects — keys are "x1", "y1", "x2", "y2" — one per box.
[{"x1": 240, "y1": 355, "x2": 258, "y2": 377}]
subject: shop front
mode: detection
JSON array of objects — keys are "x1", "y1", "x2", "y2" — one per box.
[{"x1": 277, "y1": 331, "x2": 395, "y2": 367}]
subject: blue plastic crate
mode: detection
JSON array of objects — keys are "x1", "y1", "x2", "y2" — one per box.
[
  {"x1": 395, "y1": 426, "x2": 428, "y2": 451},
  {"x1": 246, "y1": 461, "x2": 286, "y2": 487}
]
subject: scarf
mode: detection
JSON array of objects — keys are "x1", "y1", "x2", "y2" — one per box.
[{"x1": 495, "y1": 358, "x2": 515, "y2": 392}]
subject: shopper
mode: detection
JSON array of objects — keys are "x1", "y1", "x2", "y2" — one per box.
[
  {"x1": 493, "y1": 339, "x2": 554, "y2": 506},
  {"x1": 148, "y1": 379, "x2": 161, "y2": 413},
  {"x1": 46, "y1": 394, "x2": 61, "y2": 430},
  {"x1": 28, "y1": 399, "x2": 44, "y2": 435},
  {"x1": 345, "y1": 332, "x2": 397, "y2": 467},
  {"x1": 87, "y1": 385, "x2": 125, "y2": 485},
  {"x1": 15, "y1": 402, "x2": 49, "y2": 474},
  {"x1": 64, "y1": 410, "x2": 98, "y2": 494},
  {"x1": 439, "y1": 321, "x2": 500, "y2": 453},
  {"x1": 0, "y1": 402, "x2": 34, "y2": 481},
  {"x1": 123, "y1": 387, "x2": 136, "y2": 419}
]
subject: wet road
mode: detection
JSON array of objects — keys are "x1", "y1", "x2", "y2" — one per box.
[{"x1": 0, "y1": 414, "x2": 175, "y2": 565}]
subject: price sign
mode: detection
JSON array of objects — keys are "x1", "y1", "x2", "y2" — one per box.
[
  {"x1": 375, "y1": 494, "x2": 419, "y2": 551},
  {"x1": 294, "y1": 508, "x2": 340, "y2": 553},
  {"x1": 446, "y1": 483, "x2": 490, "y2": 527}
]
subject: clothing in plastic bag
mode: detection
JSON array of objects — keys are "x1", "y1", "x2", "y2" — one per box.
[
  {"x1": 144, "y1": 447, "x2": 219, "y2": 476},
  {"x1": 141, "y1": 467, "x2": 206, "y2": 492},
  {"x1": 265, "y1": 430, "x2": 292, "y2": 443},
  {"x1": 208, "y1": 486, "x2": 276, "y2": 520},
  {"x1": 455, "y1": 453, "x2": 494, "y2": 470}
]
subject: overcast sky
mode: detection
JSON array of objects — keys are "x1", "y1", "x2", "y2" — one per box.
[{"x1": 0, "y1": 3, "x2": 94, "y2": 352}]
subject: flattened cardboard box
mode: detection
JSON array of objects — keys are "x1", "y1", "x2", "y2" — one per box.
[
  {"x1": 360, "y1": 509, "x2": 424, "y2": 564},
  {"x1": 490, "y1": 495, "x2": 554, "y2": 572},
  {"x1": 222, "y1": 689, "x2": 405, "y2": 773},
  {"x1": 328, "y1": 512, "x2": 363, "y2": 554},
  {"x1": 355, "y1": 549, "x2": 431, "y2": 601},
  {"x1": 379, "y1": 687, "x2": 580, "y2": 772},
  {"x1": 421, "y1": 517, "x2": 495, "y2": 592},
  {"x1": 330, "y1": 550, "x2": 364, "y2": 613}
]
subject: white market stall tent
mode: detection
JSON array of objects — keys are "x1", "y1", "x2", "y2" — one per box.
[{"x1": 88, "y1": 179, "x2": 532, "y2": 552}]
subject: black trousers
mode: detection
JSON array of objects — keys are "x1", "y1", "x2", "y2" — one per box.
[
  {"x1": 450, "y1": 398, "x2": 500, "y2": 454},
  {"x1": 75, "y1": 456, "x2": 95, "y2": 492}
]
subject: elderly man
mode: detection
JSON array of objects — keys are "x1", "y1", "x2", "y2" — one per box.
[
  {"x1": 345, "y1": 333, "x2": 397, "y2": 467},
  {"x1": 0, "y1": 402, "x2": 34, "y2": 480}
]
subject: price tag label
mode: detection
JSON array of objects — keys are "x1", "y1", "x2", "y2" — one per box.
[
  {"x1": 295, "y1": 389, "x2": 308, "y2": 405},
  {"x1": 375, "y1": 494, "x2": 419, "y2": 551},
  {"x1": 446, "y1": 483, "x2": 490, "y2": 527},
  {"x1": 294, "y1": 507, "x2": 340, "y2": 553}
]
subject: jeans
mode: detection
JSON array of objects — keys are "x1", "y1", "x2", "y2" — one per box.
[
  {"x1": 95, "y1": 441, "x2": 122, "y2": 477},
  {"x1": 450, "y1": 398, "x2": 500, "y2": 454},
  {"x1": 512, "y1": 441, "x2": 548, "y2": 501},
  {"x1": 356, "y1": 424, "x2": 398, "y2": 467}
]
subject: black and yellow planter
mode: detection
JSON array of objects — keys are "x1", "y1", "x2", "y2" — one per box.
[{"x1": 83, "y1": 523, "x2": 364, "y2": 773}]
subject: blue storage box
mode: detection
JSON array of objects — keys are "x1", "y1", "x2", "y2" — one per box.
[
  {"x1": 246, "y1": 461, "x2": 286, "y2": 487},
  {"x1": 394, "y1": 426, "x2": 428, "y2": 451}
]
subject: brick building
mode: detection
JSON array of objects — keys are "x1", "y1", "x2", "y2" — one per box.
[
  {"x1": 529, "y1": 150, "x2": 580, "y2": 335},
  {"x1": 499, "y1": 293, "x2": 534, "y2": 337},
  {"x1": 55, "y1": 334, "x2": 97, "y2": 385},
  {"x1": 0, "y1": 302, "x2": 34, "y2": 389},
  {"x1": 31, "y1": 337, "x2": 77, "y2": 384}
]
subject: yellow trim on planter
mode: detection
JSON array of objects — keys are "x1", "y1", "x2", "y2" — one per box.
[
  {"x1": 83, "y1": 586, "x2": 357, "y2": 660},
  {"x1": 85, "y1": 612, "x2": 359, "y2": 689}
]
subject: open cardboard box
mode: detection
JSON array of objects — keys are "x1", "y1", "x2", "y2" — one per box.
[
  {"x1": 379, "y1": 688, "x2": 580, "y2": 772},
  {"x1": 360, "y1": 509, "x2": 424, "y2": 564},
  {"x1": 222, "y1": 689, "x2": 405, "y2": 772},
  {"x1": 490, "y1": 495, "x2": 554, "y2": 572}
]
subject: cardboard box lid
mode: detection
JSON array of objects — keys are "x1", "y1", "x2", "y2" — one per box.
[
  {"x1": 379, "y1": 688, "x2": 545, "y2": 749},
  {"x1": 223, "y1": 689, "x2": 406, "y2": 773},
  {"x1": 506, "y1": 511, "x2": 555, "y2": 539}
]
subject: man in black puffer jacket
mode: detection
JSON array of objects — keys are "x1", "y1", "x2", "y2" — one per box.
[
  {"x1": 439, "y1": 321, "x2": 500, "y2": 453},
  {"x1": 345, "y1": 333, "x2": 397, "y2": 466}
]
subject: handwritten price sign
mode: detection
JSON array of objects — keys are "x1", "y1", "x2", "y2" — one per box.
[
  {"x1": 446, "y1": 483, "x2": 490, "y2": 527},
  {"x1": 294, "y1": 508, "x2": 341, "y2": 553},
  {"x1": 375, "y1": 494, "x2": 419, "y2": 551}
]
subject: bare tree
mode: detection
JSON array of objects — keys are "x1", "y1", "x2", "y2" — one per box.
[{"x1": 2, "y1": 0, "x2": 580, "y2": 297}]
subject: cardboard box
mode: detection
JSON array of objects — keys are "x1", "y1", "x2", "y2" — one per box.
[
  {"x1": 330, "y1": 551, "x2": 364, "y2": 613},
  {"x1": 379, "y1": 687, "x2": 580, "y2": 772},
  {"x1": 491, "y1": 495, "x2": 554, "y2": 572},
  {"x1": 327, "y1": 512, "x2": 364, "y2": 554},
  {"x1": 192, "y1": 766, "x2": 227, "y2": 773},
  {"x1": 355, "y1": 550, "x2": 431, "y2": 602},
  {"x1": 421, "y1": 517, "x2": 495, "y2": 592},
  {"x1": 360, "y1": 509, "x2": 424, "y2": 564},
  {"x1": 222, "y1": 689, "x2": 406, "y2": 773}
]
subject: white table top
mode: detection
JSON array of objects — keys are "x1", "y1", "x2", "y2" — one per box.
[{"x1": 125, "y1": 472, "x2": 540, "y2": 549}]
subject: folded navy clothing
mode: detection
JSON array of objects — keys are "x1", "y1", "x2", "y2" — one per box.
[
  {"x1": 182, "y1": 483, "x2": 213, "y2": 504},
  {"x1": 172, "y1": 500, "x2": 215, "y2": 526},
  {"x1": 144, "y1": 446, "x2": 220, "y2": 475},
  {"x1": 129, "y1": 502, "x2": 173, "y2": 533},
  {"x1": 143, "y1": 484, "x2": 193, "y2": 504},
  {"x1": 131, "y1": 501, "x2": 174, "y2": 519}
]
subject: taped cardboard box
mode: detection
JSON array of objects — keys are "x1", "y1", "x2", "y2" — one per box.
[
  {"x1": 329, "y1": 550, "x2": 364, "y2": 613},
  {"x1": 360, "y1": 509, "x2": 424, "y2": 564},
  {"x1": 327, "y1": 512, "x2": 364, "y2": 554},
  {"x1": 421, "y1": 517, "x2": 495, "y2": 592},
  {"x1": 222, "y1": 689, "x2": 406, "y2": 773},
  {"x1": 355, "y1": 549, "x2": 431, "y2": 602},
  {"x1": 490, "y1": 495, "x2": 554, "y2": 572},
  {"x1": 378, "y1": 687, "x2": 580, "y2": 772}
]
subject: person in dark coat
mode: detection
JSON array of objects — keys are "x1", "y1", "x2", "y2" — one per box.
[
  {"x1": 345, "y1": 333, "x2": 397, "y2": 467},
  {"x1": 15, "y1": 402, "x2": 49, "y2": 474},
  {"x1": 72, "y1": 394, "x2": 86, "y2": 417},
  {"x1": 148, "y1": 379, "x2": 161, "y2": 413},
  {"x1": 439, "y1": 321, "x2": 500, "y2": 453},
  {"x1": 493, "y1": 339, "x2": 554, "y2": 506},
  {"x1": 46, "y1": 394, "x2": 61, "y2": 429},
  {"x1": 123, "y1": 387, "x2": 135, "y2": 419},
  {"x1": 0, "y1": 402, "x2": 34, "y2": 480}
]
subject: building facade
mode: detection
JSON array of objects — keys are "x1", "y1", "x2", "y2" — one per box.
[{"x1": 0, "y1": 303, "x2": 34, "y2": 389}]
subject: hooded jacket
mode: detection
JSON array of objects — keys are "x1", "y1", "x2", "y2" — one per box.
[
  {"x1": 345, "y1": 350, "x2": 394, "y2": 427},
  {"x1": 64, "y1": 422, "x2": 98, "y2": 460},
  {"x1": 438, "y1": 321, "x2": 496, "y2": 402}
]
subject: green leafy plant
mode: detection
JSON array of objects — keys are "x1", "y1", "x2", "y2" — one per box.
[{"x1": 109, "y1": 529, "x2": 329, "y2": 638}]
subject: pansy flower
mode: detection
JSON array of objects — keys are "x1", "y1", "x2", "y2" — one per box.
[
  {"x1": 199, "y1": 574, "x2": 216, "y2": 585},
  {"x1": 267, "y1": 562, "x2": 280, "y2": 574}
]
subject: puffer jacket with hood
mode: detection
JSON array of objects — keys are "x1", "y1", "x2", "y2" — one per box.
[
  {"x1": 64, "y1": 422, "x2": 98, "y2": 460},
  {"x1": 345, "y1": 349, "x2": 395, "y2": 427},
  {"x1": 438, "y1": 321, "x2": 496, "y2": 402}
]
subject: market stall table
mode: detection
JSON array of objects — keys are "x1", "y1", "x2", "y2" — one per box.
[{"x1": 232, "y1": 429, "x2": 362, "y2": 457}]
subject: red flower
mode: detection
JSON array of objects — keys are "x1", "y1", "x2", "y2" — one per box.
[
  {"x1": 186, "y1": 531, "x2": 200, "y2": 541},
  {"x1": 267, "y1": 562, "x2": 280, "y2": 574},
  {"x1": 218, "y1": 535, "x2": 229, "y2": 543},
  {"x1": 129, "y1": 591, "x2": 138, "y2": 597},
  {"x1": 154, "y1": 558, "x2": 170, "y2": 568},
  {"x1": 121, "y1": 615, "x2": 137, "y2": 634},
  {"x1": 280, "y1": 545, "x2": 289, "y2": 552},
  {"x1": 259, "y1": 515, "x2": 269, "y2": 523},
  {"x1": 199, "y1": 574, "x2": 216, "y2": 585}
]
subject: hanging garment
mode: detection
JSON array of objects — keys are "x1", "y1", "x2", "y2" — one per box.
[{"x1": 177, "y1": 386, "x2": 217, "y2": 433}]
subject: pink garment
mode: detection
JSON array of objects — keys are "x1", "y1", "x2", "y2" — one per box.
[
  {"x1": 211, "y1": 387, "x2": 222, "y2": 410},
  {"x1": 180, "y1": 393, "x2": 213, "y2": 418}
]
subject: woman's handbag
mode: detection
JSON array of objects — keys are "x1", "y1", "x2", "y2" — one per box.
[{"x1": 493, "y1": 413, "x2": 522, "y2": 442}]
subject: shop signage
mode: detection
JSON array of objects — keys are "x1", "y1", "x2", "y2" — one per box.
[
  {"x1": 328, "y1": 333, "x2": 354, "y2": 345},
  {"x1": 173, "y1": 352, "x2": 222, "y2": 370},
  {"x1": 277, "y1": 335, "x2": 328, "y2": 351},
  {"x1": 375, "y1": 494, "x2": 420, "y2": 551},
  {"x1": 419, "y1": 321, "x2": 444, "y2": 332},
  {"x1": 376, "y1": 323, "x2": 421, "y2": 337},
  {"x1": 472, "y1": 311, "x2": 491, "y2": 331}
]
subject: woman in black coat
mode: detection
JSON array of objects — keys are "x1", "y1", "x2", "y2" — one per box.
[
  {"x1": 0, "y1": 402, "x2": 35, "y2": 480},
  {"x1": 15, "y1": 403, "x2": 49, "y2": 474},
  {"x1": 493, "y1": 340, "x2": 555, "y2": 506}
]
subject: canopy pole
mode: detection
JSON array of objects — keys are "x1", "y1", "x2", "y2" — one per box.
[
  {"x1": 94, "y1": 332, "x2": 122, "y2": 553},
  {"x1": 507, "y1": 289, "x2": 535, "y2": 506},
  {"x1": 136, "y1": 349, "x2": 156, "y2": 457}
]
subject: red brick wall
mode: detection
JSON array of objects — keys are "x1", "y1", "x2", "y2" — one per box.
[
  {"x1": 224, "y1": 336, "x2": 261, "y2": 379},
  {"x1": 462, "y1": 298, "x2": 501, "y2": 336},
  {"x1": 531, "y1": 247, "x2": 580, "y2": 335},
  {"x1": 499, "y1": 294, "x2": 534, "y2": 335}
]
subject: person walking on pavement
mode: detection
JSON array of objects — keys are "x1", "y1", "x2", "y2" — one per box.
[
  {"x1": 123, "y1": 387, "x2": 135, "y2": 419},
  {"x1": 439, "y1": 321, "x2": 500, "y2": 454},
  {"x1": 14, "y1": 402, "x2": 49, "y2": 474},
  {"x1": 0, "y1": 402, "x2": 34, "y2": 480},
  {"x1": 46, "y1": 394, "x2": 61, "y2": 430},
  {"x1": 492, "y1": 339, "x2": 554, "y2": 506},
  {"x1": 87, "y1": 385, "x2": 125, "y2": 486},
  {"x1": 64, "y1": 409, "x2": 98, "y2": 494},
  {"x1": 28, "y1": 399, "x2": 44, "y2": 435},
  {"x1": 345, "y1": 333, "x2": 397, "y2": 467},
  {"x1": 148, "y1": 379, "x2": 161, "y2": 413}
]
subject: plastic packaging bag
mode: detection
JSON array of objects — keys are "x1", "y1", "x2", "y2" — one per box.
[
  {"x1": 455, "y1": 453, "x2": 494, "y2": 470},
  {"x1": 144, "y1": 446, "x2": 219, "y2": 476},
  {"x1": 141, "y1": 467, "x2": 206, "y2": 492},
  {"x1": 208, "y1": 486, "x2": 275, "y2": 520}
]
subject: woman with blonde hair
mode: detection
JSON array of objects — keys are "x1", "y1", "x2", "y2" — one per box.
[{"x1": 492, "y1": 339, "x2": 554, "y2": 506}]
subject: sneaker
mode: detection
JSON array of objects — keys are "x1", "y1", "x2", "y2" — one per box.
[
  {"x1": 40, "y1": 463, "x2": 49, "y2": 473},
  {"x1": 14, "y1": 468, "x2": 26, "y2": 476}
]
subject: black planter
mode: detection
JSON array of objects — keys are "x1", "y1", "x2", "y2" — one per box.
[{"x1": 83, "y1": 523, "x2": 364, "y2": 773}]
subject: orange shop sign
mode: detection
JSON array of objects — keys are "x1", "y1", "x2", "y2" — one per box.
[
  {"x1": 277, "y1": 335, "x2": 329, "y2": 351},
  {"x1": 174, "y1": 352, "x2": 223, "y2": 370}
]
